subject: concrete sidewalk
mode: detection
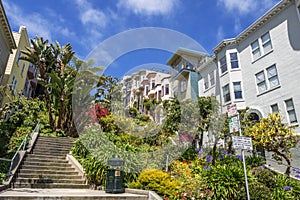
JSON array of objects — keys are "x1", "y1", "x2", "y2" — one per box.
[{"x1": 0, "y1": 188, "x2": 150, "y2": 200}]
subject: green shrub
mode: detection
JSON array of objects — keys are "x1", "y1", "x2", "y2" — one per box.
[
  {"x1": 272, "y1": 174, "x2": 300, "y2": 200},
  {"x1": 203, "y1": 165, "x2": 247, "y2": 199},
  {"x1": 238, "y1": 181, "x2": 272, "y2": 200},
  {"x1": 250, "y1": 167, "x2": 276, "y2": 188},
  {"x1": 129, "y1": 168, "x2": 182, "y2": 197},
  {"x1": 246, "y1": 154, "x2": 266, "y2": 168}
]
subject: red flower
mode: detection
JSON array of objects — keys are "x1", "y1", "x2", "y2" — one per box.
[{"x1": 164, "y1": 198, "x2": 168, "y2": 200}]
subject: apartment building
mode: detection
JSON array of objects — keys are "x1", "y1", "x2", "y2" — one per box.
[
  {"x1": 121, "y1": 69, "x2": 171, "y2": 111},
  {"x1": 0, "y1": 0, "x2": 16, "y2": 102},
  {"x1": 214, "y1": 0, "x2": 300, "y2": 131},
  {"x1": 167, "y1": 48, "x2": 211, "y2": 102},
  {"x1": 0, "y1": 26, "x2": 37, "y2": 106}
]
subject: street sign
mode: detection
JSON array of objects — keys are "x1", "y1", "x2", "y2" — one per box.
[
  {"x1": 232, "y1": 136, "x2": 253, "y2": 151},
  {"x1": 227, "y1": 104, "x2": 238, "y2": 117},
  {"x1": 229, "y1": 116, "x2": 239, "y2": 133}
]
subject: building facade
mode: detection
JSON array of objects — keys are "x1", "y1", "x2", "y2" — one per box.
[
  {"x1": 0, "y1": 26, "x2": 36, "y2": 106},
  {"x1": 121, "y1": 69, "x2": 171, "y2": 112},
  {"x1": 214, "y1": 0, "x2": 300, "y2": 132},
  {"x1": 0, "y1": 0, "x2": 16, "y2": 103}
]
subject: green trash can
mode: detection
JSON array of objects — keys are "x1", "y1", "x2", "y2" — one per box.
[{"x1": 105, "y1": 158, "x2": 125, "y2": 193}]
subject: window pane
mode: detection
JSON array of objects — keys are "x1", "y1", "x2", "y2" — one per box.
[
  {"x1": 256, "y1": 71, "x2": 265, "y2": 82},
  {"x1": 286, "y1": 99, "x2": 294, "y2": 110},
  {"x1": 269, "y1": 76, "x2": 279, "y2": 87},
  {"x1": 230, "y1": 53, "x2": 238, "y2": 61},
  {"x1": 261, "y1": 33, "x2": 270, "y2": 43},
  {"x1": 253, "y1": 49, "x2": 261, "y2": 60},
  {"x1": 251, "y1": 40, "x2": 259, "y2": 49},
  {"x1": 220, "y1": 56, "x2": 227, "y2": 73},
  {"x1": 258, "y1": 82, "x2": 267, "y2": 92},
  {"x1": 271, "y1": 104, "x2": 279, "y2": 113},
  {"x1": 231, "y1": 61, "x2": 239, "y2": 69},
  {"x1": 288, "y1": 111, "x2": 297, "y2": 123},
  {"x1": 223, "y1": 84, "x2": 230, "y2": 102},
  {"x1": 209, "y1": 72, "x2": 215, "y2": 86},
  {"x1": 263, "y1": 42, "x2": 272, "y2": 53},
  {"x1": 267, "y1": 65, "x2": 277, "y2": 77},
  {"x1": 233, "y1": 82, "x2": 242, "y2": 99}
]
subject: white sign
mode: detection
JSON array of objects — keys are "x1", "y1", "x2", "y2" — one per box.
[
  {"x1": 232, "y1": 136, "x2": 253, "y2": 151},
  {"x1": 229, "y1": 116, "x2": 239, "y2": 133},
  {"x1": 227, "y1": 104, "x2": 238, "y2": 117}
]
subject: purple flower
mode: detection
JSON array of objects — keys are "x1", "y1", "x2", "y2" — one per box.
[
  {"x1": 295, "y1": 175, "x2": 300, "y2": 179},
  {"x1": 227, "y1": 153, "x2": 232, "y2": 157},
  {"x1": 292, "y1": 168, "x2": 300, "y2": 174},
  {"x1": 219, "y1": 149, "x2": 227, "y2": 154},
  {"x1": 284, "y1": 186, "x2": 291, "y2": 191},
  {"x1": 259, "y1": 165, "x2": 266, "y2": 169},
  {"x1": 218, "y1": 156, "x2": 224, "y2": 160},
  {"x1": 195, "y1": 148, "x2": 200, "y2": 152},
  {"x1": 235, "y1": 155, "x2": 243, "y2": 161},
  {"x1": 206, "y1": 155, "x2": 213, "y2": 163},
  {"x1": 204, "y1": 165, "x2": 210, "y2": 170}
]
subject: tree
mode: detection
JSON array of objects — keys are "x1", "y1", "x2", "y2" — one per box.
[{"x1": 244, "y1": 113, "x2": 297, "y2": 176}]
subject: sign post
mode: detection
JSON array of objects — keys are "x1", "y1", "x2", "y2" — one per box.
[{"x1": 228, "y1": 104, "x2": 251, "y2": 200}]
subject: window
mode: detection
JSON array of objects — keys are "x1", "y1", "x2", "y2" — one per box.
[
  {"x1": 11, "y1": 75, "x2": 17, "y2": 94},
  {"x1": 16, "y1": 51, "x2": 22, "y2": 65},
  {"x1": 165, "y1": 84, "x2": 169, "y2": 95},
  {"x1": 271, "y1": 104, "x2": 279, "y2": 113},
  {"x1": 251, "y1": 40, "x2": 261, "y2": 60},
  {"x1": 256, "y1": 65, "x2": 280, "y2": 94},
  {"x1": 251, "y1": 32, "x2": 273, "y2": 60},
  {"x1": 180, "y1": 80, "x2": 187, "y2": 92},
  {"x1": 285, "y1": 99, "x2": 297, "y2": 123},
  {"x1": 222, "y1": 84, "x2": 230, "y2": 103},
  {"x1": 21, "y1": 63, "x2": 26, "y2": 76},
  {"x1": 256, "y1": 71, "x2": 267, "y2": 93},
  {"x1": 151, "y1": 80, "x2": 155, "y2": 89},
  {"x1": 219, "y1": 56, "x2": 227, "y2": 74},
  {"x1": 267, "y1": 65, "x2": 279, "y2": 88},
  {"x1": 145, "y1": 86, "x2": 149, "y2": 95},
  {"x1": 209, "y1": 71, "x2": 215, "y2": 86},
  {"x1": 230, "y1": 52, "x2": 239, "y2": 69},
  {"x1": 204, "y1": 76, "x2": 209, "y2": 90},
  {"x1": 261, "y1": 32, "x2": 272, "y2": 54},
  {"x1": 233, "y1": 82, "x2": 243, "y2": 99}
]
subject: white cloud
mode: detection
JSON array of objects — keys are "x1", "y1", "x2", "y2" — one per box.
[
  {"x1": 118, "y1": 0, "x2": 179, "y2": 16},
  {"x1": 216, "y1": 26, "x2": 225, "y2": 42},
  {"x1": 218, "y1": 0, "x2": 278, "y2": 15},
  {"x1": 2, "y1": 1, "x2": 76, "y2": 42},
  {"x1": 234, "y1": 18, "x2": 241, "y2": 33},
  {"x1": 74, "y1": 0, "x2": 108, "y2": 28}
]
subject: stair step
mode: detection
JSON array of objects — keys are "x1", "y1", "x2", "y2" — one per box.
[
  {"x1": 25, "y1": 156, "x2": 69, "y2": 163},
  {"x1": 37, "y1": 136, "x2": 75, "y2": 143},
  {"x1": 22, "y1": 161, "x2": 72, "y2": 167},
  {"x1": 15, "y1": 178, "x2": 86, "y2": 184},
  {"x1": 30, "y1": 151, "x2": 68, "y2": 157},
  {"x1": 27, "y1": 153, "x2": 66, "y2": 160},
  {"x1": 19, "y1": 169, "x2": 78, "y2": 175},
  {"x1": 33, "y1": 144, "x2": 72, "y2": 151},
  {"x1": 18, "y1": 174, "x2": 83, "y2": 179},
  {"x1": 19, "y1": 165, "x2": 75, "y2": 171},
  {"x1": 13, "y1": 183, "x2": 89, "y2": 189}
]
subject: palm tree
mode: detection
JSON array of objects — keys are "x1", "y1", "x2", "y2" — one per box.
[{"x1": 20, "y1": 36, "x2": 56, "y2": 128}]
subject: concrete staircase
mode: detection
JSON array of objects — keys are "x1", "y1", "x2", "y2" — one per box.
[{"x1": 12, "y1": 136, "x2": 89, "y2": 189}]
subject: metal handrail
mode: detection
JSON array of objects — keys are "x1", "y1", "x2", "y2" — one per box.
[{"x1": 5, "y1": 121, "x2": 40, "y2": 180}]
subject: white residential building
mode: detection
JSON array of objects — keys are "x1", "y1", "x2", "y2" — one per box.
[{"x1": 214, "y1": 0, "x2": 300, "y2": 132}]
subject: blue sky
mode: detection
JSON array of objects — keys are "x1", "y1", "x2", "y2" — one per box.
[{"x1": 3, "y1": 0, "x2": 280, "y2": 77}]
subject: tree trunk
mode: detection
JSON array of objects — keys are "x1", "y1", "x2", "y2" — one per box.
[{"x1": 276, "y1": 150, "x2": 291, "y2": 176}]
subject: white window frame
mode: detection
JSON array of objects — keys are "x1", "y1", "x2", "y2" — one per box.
[
  {"x1": 233, "y1": 81, "x2": 243, "y2": 99},
  {"x1": 255, "y1": 64, "x2": 280, "y2": 94},
  {"x1": 165, "y1": 84, "x2": 169, "y2": 95},
  {"x1": 251, "y1": 32, "x2": 273, "y2": 61},
  {"x1": 222, "y1": 84, "x2": 231, "y2": 103},
  {"x1": 255, "y1": 71, "x2": 267, "y2": 93},
  {"x1": 285, "y1": 99, "x2": 298, "y2": 124},
  {"x1": 266, "y1": 65, "x2": 280, "y2": 89},
  {"x1": 204, "y1": 75, "x2": 209, "y2": 90},
  {"x1": 230, "y1": 52, "x2": 239, "y2": 69},
  {"x1": 11, "y1": 75, "x2": 17, "y2": 94},
  {"x1": 219, "y1": 56, "x2": 227, "y2": 74},
  {"x1": 21, "y1": 63, "x2": 26, "y2": 76},
  {"x1": 270, "y1": 103, "x2": 279, "y2": 113}
]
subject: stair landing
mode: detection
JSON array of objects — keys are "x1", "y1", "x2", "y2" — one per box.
[{"x1": 0, "y1": 188, "x2": 148, "y2": 200}]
